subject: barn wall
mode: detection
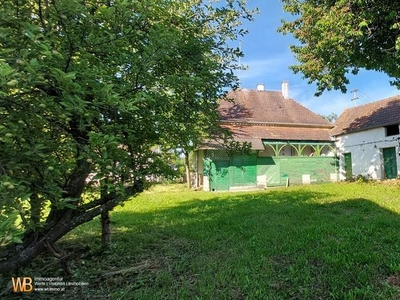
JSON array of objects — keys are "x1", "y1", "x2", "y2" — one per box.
[{"x1": 335, "y1": 127, "x2": 400, "y2": 180}]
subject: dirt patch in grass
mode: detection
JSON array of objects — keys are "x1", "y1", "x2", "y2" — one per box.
[
  {"x1": 387, "y1": 273, "x2": 400, "y2": 288},
  {"x1": 379, "y1": 179, "x2": 400, "y2": 186},
  {"x1": 100, "y1": 259, "x2": 161, "y2": 279}
]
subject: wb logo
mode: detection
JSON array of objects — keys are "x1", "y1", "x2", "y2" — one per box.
[{"x1": 11, "y1": 277, "x2": 33, "y2": 293}]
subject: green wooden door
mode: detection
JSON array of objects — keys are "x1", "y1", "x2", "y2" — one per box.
[
  {"x1": 205, "y1": 150, "x2": 231, "y2": 191},
  {"x1": 344, "y1": 153, "x2": 352, "y2": 179},
  {"x1": 383, "y1": 147, "x2": 397, "y2": 179},
  {"x1": 230, "y1": 155, "x2": 257, "y2": 187},
  {"x1": 210, "y1": 160, "x2": 230, "y2": 191}
]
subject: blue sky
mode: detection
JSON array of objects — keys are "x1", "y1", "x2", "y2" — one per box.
[{"x1": 236, "y1": 0, "x2": 400, "y2": 116}]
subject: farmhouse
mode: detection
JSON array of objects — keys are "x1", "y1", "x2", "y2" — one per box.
[
  {"x1": 332, "y1": 95, "x2": 400, "y2": 180},
  {"x1": 195, "y1": 83, "x2": 337, "y2": 191}
]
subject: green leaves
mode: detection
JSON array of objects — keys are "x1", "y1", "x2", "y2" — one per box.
[
  {"x1": 0, "y1": 0, "x2": 253, "y2": 267},
  {"x1": 0, "y1": 210, "x2": 24, "y2": 247},
  {"x1": 280, "y1": 0, "x2": 400, "y2": 95},
  {"x1": 359, "y1": 20, "x2": 368, "y2": 28},
  {"x1": 0, "y1": 61, "x2": 15, "y2": 78}
]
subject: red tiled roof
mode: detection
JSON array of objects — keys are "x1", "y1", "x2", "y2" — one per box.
[
  {"x1": 199, "y1": 89, "x2": 334, "y2": 149},
  {"x1": 222, "y1": 124, "x2": 332, "y2": 142},
  {"x1": 220, "y1": 89, "x2": 332, "y2": 143},
  {"x1": 331, "y1": 95, "x2": 400, "y2": 136},
  {"x1": 199, "y1": 124, "x2": 332, "y2": 150},
  {"x1": 219, "y1": 89, "x2": 332, "y2": 126}
]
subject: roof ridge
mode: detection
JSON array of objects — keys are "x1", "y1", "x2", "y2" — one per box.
[
  {"x1": 221, "y1": 89, "x2": 330, "y2": 126},
  {"x1": 221, "y1": 120, "x2": 333, "y2": 128},
  {"x1": 344, "y1": 94, "x2": 400, "y2": 111},
  {"x1": 332, "y1": 94, "x2": 400, "y2": 136}
]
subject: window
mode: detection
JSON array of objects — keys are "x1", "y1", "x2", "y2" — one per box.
[{"x1": 385, "y1": 124, "x2": 400, "y2": 136}]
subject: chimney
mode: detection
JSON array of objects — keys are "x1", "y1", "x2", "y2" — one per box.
[
  {"x1": 282, "y1": 81, "x2": 289, "y2": 99},
  {"x1": 256, "y1": 84, "x2": 265, "y2": 91}
]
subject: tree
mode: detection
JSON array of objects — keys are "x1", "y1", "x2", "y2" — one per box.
[
  {"x1": 279, "y1": 0, "x2": 400, "y2": 96},
  {"x1": 320, "y1": 113, "x2": 338, "y2": 123},
  {"x1": 0, "y1": 0, "x2": 254, "y2": 274},
  {"x1": 156, "y1": 1, "x2": 257, "y2": 188}
]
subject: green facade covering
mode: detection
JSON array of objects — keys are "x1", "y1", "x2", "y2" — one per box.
[
  {"x1": 258, "y1": 156, "x2": 337, "y2": 187},
  {"x1": 204, "y1": 151, "x2": 257, "y2": 191},
  {"x1": 204, "y1": 147, "x2": 337, "y2": 191}
]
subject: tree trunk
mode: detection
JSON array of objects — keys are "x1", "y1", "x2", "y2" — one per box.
[
  {"x1": 184, "y1": 150, "x2": 191, "y2": 188},
  {"x1": 100, "y1": 180, "x2": 112, "y2": 249},
  {"x1": 101, "y1": 211, "x2": 111, "y2": 249},
  {"x1": 30, "y1": 193, "x2": 42, "y2": 226},
  {"x1": 0, "y1": 181, "x2": 143, "y2": 275},
  {"x1": 0, "y1": 195, "x2": 120, "y2": 274}
]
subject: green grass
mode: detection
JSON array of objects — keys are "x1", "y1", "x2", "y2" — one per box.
[{"x1": 17, "y1": 182, "x2": 400, "y2": 299}]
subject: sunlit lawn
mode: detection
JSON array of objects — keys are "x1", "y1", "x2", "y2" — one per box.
[{"x1": 21, "y1": 181, "x2": 400, "y2": 299}]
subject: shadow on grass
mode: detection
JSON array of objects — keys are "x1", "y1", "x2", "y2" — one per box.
[{"x1": 7, "y1": 188, "x2": 400, "y2": 299}]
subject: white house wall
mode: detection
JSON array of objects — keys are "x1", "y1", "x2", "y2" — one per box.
[{"x1": 335, "y1": 127, "x2": 400, "y2": 180}]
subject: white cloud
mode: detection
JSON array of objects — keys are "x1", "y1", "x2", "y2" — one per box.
[
  {"x1": 230, "y1": 0, "x2": 400, "y2": 117},
  {"x1": 238, "y1": 57, "x2": 289, "y2": 82},
  {"x1": 238, "y1": 48, "x2": 297, "y2": 82}
]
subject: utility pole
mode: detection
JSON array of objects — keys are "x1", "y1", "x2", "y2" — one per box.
[{"x1": 351, "y1": 89, "x2": 359, "y2": 106}]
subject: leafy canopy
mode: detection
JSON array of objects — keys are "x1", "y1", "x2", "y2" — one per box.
[
  {"x1": 279, "y1": 0, "x2": 400, "y2": 95},
  {"x1": 0, "y1": 0, "x2": 254, "y2": 272}
]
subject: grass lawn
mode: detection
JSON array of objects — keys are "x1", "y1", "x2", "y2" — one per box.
[{"x1": 16, "y1": 181, "x2": 400, "y2": 299}]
